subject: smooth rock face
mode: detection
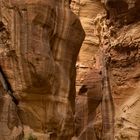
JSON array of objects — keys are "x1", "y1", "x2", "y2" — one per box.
[{"x1": 0, "y1": 0, "x2": 85, "y2": 139}]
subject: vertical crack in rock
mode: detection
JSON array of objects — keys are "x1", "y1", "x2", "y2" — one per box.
[
  {"x1": 0, "y1": 66, "x2": 18, "y2": 105},
  {"x1": 0, "y1": 68, "x2": 23, "y2": 140}
]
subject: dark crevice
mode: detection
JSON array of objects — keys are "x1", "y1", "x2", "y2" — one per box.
[{"x1": 0, "y1": 66, "x2": 18, "y2": 105}]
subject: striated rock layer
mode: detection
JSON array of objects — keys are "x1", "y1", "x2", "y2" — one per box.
[
  {"x1": 71, "y1": 0, "x2": 140, "y2": 140},
  {"x1": 71, "y1": 0, "x2": 104, "y2": 91},
  {"x1": 1, "y1": 0, "x2": 140, "y2": 139},
  {"x1": 0, "y1": 0, "x2": 85, "y2": 139}
]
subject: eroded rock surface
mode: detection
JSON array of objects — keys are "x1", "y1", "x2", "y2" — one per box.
[
  {"x1": 1, "y1": 0, "x2": 140, "y2": 140},
  {"x1": 75, "y1": 69, "x2": 102, "y2": 140},
  {"x1": 71, "y1": 0, "x2": 140, "y2": 140},
  {"x1": 0, "y1": 0, "x2": 85, "y2": 139}
]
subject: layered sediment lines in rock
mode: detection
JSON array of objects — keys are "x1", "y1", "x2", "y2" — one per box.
[{"x1": 0, "y1": 0, "x2": 85, "y2": 139}]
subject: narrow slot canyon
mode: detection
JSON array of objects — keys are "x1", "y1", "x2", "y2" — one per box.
[{"x1": 0, "y1": 0, "x2": 140, "y2": 140}]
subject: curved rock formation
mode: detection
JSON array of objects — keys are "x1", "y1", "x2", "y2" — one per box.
[{"x1": 0, "y1": 0, "x2": 85, "y2": 139}]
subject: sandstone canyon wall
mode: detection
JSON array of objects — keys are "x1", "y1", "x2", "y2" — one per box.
[
  {"x1": 71, "y1": 0, "x2": 140, "y2": 140},
  {"x1": 0, "y1": 0, "x2": 85, "y2": 140},
  {"x1": 0, "y1": 0, "x2": 140, "y2": 140}
]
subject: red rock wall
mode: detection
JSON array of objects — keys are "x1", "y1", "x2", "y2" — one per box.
[
  {"x1": 71, "y1": 0, "x2": 140, "y2": 140},
  {"x1": 0, "y1": 0, "x2": 85, "y2": 139}
]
